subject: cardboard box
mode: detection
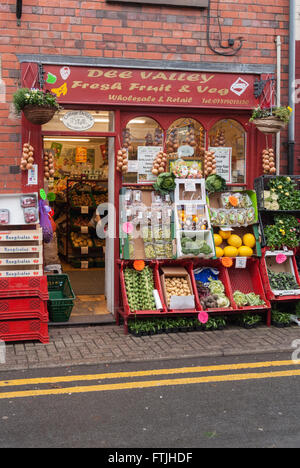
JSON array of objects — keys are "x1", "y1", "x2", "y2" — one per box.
[
  {"x1": 174, "y1": 178, "x2": 206, "y2": 204},
  {"x1": 160, "y1": 266, "x2": 195, "y2": 310},
  {"x1": 264, "y1": 250, "x2": 300, "y2": 296}
]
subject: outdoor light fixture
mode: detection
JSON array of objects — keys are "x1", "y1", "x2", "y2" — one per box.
[{"x1": 16, "y1": 0, "x2": 22, "y2": 26}]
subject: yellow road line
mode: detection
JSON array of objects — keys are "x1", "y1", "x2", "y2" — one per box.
[
  {"x1": 0, "y1": 368, "x2": 300, "y2": 400},
  {"x1": 0, "y1": 360, "x2": 298, "y2": 388}
]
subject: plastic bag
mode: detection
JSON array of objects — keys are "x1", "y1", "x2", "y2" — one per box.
[{"x1": 39, "y1": 199, "x2": 53, "y2": 243}]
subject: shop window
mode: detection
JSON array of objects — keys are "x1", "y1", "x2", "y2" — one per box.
[
  {"x1": 208, "y1": 119, "x2": 246, "y2": 184},
  {"x1": 43, "y1": 136, "x2": 109, "y2": 180},
  {"x1": 122, "y1": 116, "x2": 164, "y2": 184},
  {"x1": 42, "y1": 110, "x2": 114, "y2": 133},
  {"x1": 166, "y1": 118, "x2": 205, "y2": 159}
]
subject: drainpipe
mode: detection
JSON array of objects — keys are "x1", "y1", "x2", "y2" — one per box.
[
  {"x1": 288, "y1": 0, "x2": 296, "y2": 175},
  {"x1": 275, "y1": 36, "x2": 281, "y2": 175}
]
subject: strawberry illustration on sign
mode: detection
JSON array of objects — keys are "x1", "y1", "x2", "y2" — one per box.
[
  {"x1": 230, "y1": 77, "x2": 249, "y2": 96},
  {"x1": 60, "y1": 66, "x2": 70, "y2": 81}
]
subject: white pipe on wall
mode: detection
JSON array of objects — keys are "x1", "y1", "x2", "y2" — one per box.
[{"x1": 275, "y1": 35, "x2": 281, "y2": 175}]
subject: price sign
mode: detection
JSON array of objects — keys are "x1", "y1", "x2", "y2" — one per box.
[
  {"x1": 235, "y1": 257, "x2": 247, "y2": 269},
  {"x1": 208, "y1": 147, "x2": 232, "y2": 183},
  {"x1": 137, "y1": 146, "x2": 162, "y2": 182},
  {"x1": 81, "y1": 206, "x2": 89, "y2": 214}
]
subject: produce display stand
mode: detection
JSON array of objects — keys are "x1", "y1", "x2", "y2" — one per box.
[
  {"x1": 118, "y1": 260, "x2": 167, "y2": 333},
  {"x1": 254, "y1": 175, "x2": 300, "y2": 322},
  {"x1": 117, "y1": 175, "x2": 276, "y2": 333},
  {"x1": 254, "y1": 175, "x2": 300, "y2": 248},
  {"x1": 259, "y1": 249, "x2": 300, "y2": 301},
  {"x1": 65, "y1": 178, "x2": 107, "y2": 268},
  {"x1": 0, "y1": 210, "x2": 49, "y2": 343},
  {"x1": 118, "y1": 257, "x2": 271, "y2": 333}
]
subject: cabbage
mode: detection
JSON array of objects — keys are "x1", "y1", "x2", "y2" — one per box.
[
  {"x1": 208, "y1": 278, "x2": 225, "y2": 295},
  {"x1": 153, "y1": 172, "x2": 176, "y2": 195},
  {"x1": 217, "y1": 294, "x2": 230, "y2": 308},
  {"x1": 205, "y1": 174, "x2": 227, "y2": 193}
]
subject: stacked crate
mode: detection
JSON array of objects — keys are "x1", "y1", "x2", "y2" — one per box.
[{"x1": 0, "y1": 228, "x2": 49, "y2": 343}]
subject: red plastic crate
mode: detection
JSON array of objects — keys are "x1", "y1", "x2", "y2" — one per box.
[
  {"x1": 192, "y1": 259, "x2": 237, "y2": 313},
  {"x1": 259, "y1": 253, "x2": 300, "y2": 302},
  {"x1": 226, "y1": 257, "x2": 271, "y2": 311},
  {"x1": 158, "y1": 260, "x2": 199, "y2": 314},
  {"x1": 0, "y1": 276, "x2": 49, "y2": 300},
  {"x1": 0, "y1": 319, "x2": 49, "y2": 343},
  {"x1": 0, "y1": 297, "x2": 48, "y2": 322},
  {"x1": 120, "y1": 260, "x2": 167, "y2": 316}
]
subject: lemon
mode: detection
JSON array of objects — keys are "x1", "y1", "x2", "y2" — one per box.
[
  {"x1": 243, "y1": 233, "x2": 256, "y2": 248},
  {"x1": 223, "y1": 246, "x2": 238, "y2": 257},
  {"x1": 214, "y1": 234, "x2": 223, "y2": 246},
  {"x1": 227, "y1": 234, "x2": 242, "y2": 248},
  {"x1": 218, "y1": 229, "x2": 231, "y2": 240},
  {"x1": 215, "y1": 246, "x2": 224, "y2": 257},
  {"x1": 238, "y1": 246, "x2": 253, "y2": 257}
]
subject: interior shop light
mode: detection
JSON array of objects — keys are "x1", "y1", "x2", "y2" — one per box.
[
  {"x1": 128, "y1": 119, "x2": 146, "y2": 124},
  {"x1": 43, "y1": 138, "x2": 91, "y2": 142}
]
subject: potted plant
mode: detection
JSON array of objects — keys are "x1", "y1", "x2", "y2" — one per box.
[
  {"x1": 13, "y1": 87, "x2": 61, "y2": 125},
  {"x1": 271, "y1": 309, "x2": 291, "y2": 327},
  {"x1": 128, "y1": 320, "x2": 143, "y2": 337},
  {"x1": 239, "y1": 313, "x2": 262, "y2": 329},
  {"x1": 215, "y1": 315, "x2": 227, "y2": 330},
  {"x1": 203, "y1": 317, "x2": 219, "y2": 331},
  {"x1": 249, "y1": 105, "x2": 292, "y2": 134},
  {"x1": 165, "y1": 318, "x2": 178, "y2": 333},
  {"x1": 177, "y1": 317, "x2": 189, "y2": 332}
]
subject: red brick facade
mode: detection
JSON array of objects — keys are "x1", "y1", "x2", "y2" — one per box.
[{"x1": 0, "y1": 0, "x2": 291, "y2": 192}]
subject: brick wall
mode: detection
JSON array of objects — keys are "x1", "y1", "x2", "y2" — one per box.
[{"x1": 0, "y1": 0, "x2": 291, "y2": 192}]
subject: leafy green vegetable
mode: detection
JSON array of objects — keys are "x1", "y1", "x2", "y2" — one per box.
[
  {"x1": 153, "y1": 172, "x2": 176, "y2": 195},
  {"x1": 124, "y1": 266, "x2": 156, "y2": 311},
  {"x1": 207, "y1": 278, "x2": 225, "y2": 295},
  {"x1": 233, "y1": 290, "x2": 265, "y2": 307},
  {"x1": 267, "y1": 269, "x2": 300, "y2": 290},
  {"x1": 205, "y1": 174, "x2": 227, "y2": 193},
  {"x1": 181, "y1": 236, "x2": 212, "y2": 256}
]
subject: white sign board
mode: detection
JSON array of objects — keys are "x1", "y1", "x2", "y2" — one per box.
[
  {"x1": 27, "y1": 164, "x2": 38, "y2": 185},
  {"x1": 137, "y1": 146, "x2": 162, "y2": 182},
  {"x1": 62, "y1": 111, "x2": 95, "y2": 131},
  {"x1": 178, "y1": 145, "x2": 194, "y2": 157},
  {"x1": 208, "y1": 147, "x2": 232, "y2": 183}
]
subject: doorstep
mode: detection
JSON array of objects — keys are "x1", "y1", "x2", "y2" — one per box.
[{"x1": 48, "y1": 313, "x2": 115, "y2": 327}]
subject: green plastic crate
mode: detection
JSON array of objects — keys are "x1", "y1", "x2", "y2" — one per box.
[{"x1": 47, "y1": 274, "x2": 75, "y2": 322}]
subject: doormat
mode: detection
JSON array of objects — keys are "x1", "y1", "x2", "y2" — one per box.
[{"x1": 67, "y1": 269, "x2": 105, "y2": 296}]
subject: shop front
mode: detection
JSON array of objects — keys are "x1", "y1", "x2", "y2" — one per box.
[{"x1": 19, "y1": 63, "x2": 273, "y2": 325}]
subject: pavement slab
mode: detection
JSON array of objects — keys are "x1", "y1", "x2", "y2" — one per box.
[{"x1": 0, "y1": 323, "x2": 299, "y2": 371}]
